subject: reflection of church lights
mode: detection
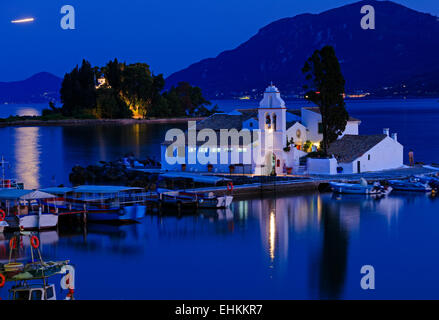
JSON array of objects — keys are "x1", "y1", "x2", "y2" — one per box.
[
  {"x1": 14, "y1": 127, "x2": 41, "y2": 189},
  {"x1": 269, "y1": 210, "x2": 276, "y2": 261},
  {"x1": 317, "y1": 194, "x2": 322, "y2": 223}
]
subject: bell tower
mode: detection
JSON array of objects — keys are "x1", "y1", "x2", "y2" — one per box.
[
  {"x1": 256, "y1": 83, "x2": 287, "y2": 175},
  {"x1": 257, "y1": 83, "x2": 287, "y2": 146}
]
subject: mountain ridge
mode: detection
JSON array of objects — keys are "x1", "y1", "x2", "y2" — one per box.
[
  {"x1": 165, "y1": 0, "x2": 439, "y2": 98},
  {"x1": 0, "y1": 72, "x2": 62, "y2": 104}
]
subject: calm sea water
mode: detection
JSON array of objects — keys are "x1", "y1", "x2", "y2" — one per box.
[
  {"x1": 1, "y1": 99, "x2": 439, "y2": 299},
  {"x1": 1, "y1": 99, "x2": 439, "y2": 189}
]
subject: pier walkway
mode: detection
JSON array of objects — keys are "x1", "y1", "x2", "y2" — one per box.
[{"x1": 177, "y1": 165, "x2": 439, "y2": 199}]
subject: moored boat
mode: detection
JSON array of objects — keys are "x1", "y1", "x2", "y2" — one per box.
[
  {"x1": 0, "y1": 189, "x2": 59, "y2": 230},
  {"x1": 158, "y1": 190, "x2": 199, "y2": 211},
  {"x1": 329, "y1": 179, "x2": 392, "y2": 196},
  {"x1": 0, "y1": 156, "x2": 24, "y2": 190},
  {"x1": 387, "y1": 179, "x2": 432, "y2": 192},
  {"x1": 64, "y1": 185, "x2": 147, "y2": 222},
  {"x1": 186, "y1": 191, "x2": 233, "y2": 209},
  {"x1": 1, "y1": 231, "x2": 75, "y2": 300},
  {"x1": 414, "y1": 175, "x2": 439, "y2": 190}
]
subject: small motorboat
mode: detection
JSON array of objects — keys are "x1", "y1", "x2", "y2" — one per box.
[
  {"x1": 329, "y1": 178, "x2": 392, "y2": 196},
  {"x1": 387, "y1": 179, "x2": 432, "y2": 192},
  {"x1": 414, "y1": 175, "x2": 439, "y2": 189},
  {"x1": 187, "y1": 192, "x2": 233, "y2": 209},
  {"x1": 158, "y1": 190, "x2": 199, "y2": 211}
]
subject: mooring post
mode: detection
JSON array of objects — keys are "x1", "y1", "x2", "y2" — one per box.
[{"x1": 83, "y1": 203, "x2": 87, "y2": 225}]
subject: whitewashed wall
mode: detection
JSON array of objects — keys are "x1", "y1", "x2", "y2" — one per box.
[
  {"x1": 352, "y1": 136, "x2": 403, "y2": 173},
  {"x1": 286, "y1": 122, "x2": 307, "y2": 146},
  {"x1": 307, "y1": 157, "x2": 338, "y2": 175},
  {"x1": 301, "y1": 108, "x2": 322, "y2": 143},
  {"x1": 340, "y1": 121, "x2": 360, "y2": 138}
]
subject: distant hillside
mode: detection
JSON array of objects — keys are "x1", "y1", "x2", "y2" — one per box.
[
  {"x1": 0, "y1": 72, "x2": 62, "y2": 104},
  {"x1": 166, "y1": 0, "x2": 439, "y2": 98}
]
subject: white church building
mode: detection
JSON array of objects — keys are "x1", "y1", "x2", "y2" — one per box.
[{"x1": 161, "y1": 84, "x2": 404, "y2": 175}]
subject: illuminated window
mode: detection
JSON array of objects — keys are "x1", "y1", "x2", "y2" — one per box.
[{"x1": 265, "y1": 113, "x2": 271, "y2": 129}]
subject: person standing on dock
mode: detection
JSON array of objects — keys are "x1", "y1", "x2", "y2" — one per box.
[{"x1": 409, "y1": 150, "x2": 414, "y2": 166}]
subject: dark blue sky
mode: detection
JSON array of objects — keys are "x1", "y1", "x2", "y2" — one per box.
[{"x1": 1, "y1": 0, "x2": 438, "y2": 81}]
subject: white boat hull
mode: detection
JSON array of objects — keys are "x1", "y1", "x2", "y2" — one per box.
[
  {"x1": 6, "y1": 214, "x2": 58, "y2": 230},
  {"x1": 330, "y1": 183, "x2": 375, "y2": 194}
]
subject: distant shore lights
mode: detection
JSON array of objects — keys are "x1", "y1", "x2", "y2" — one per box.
[{"x1": 11, "y1": 17, "x2": 35, "y2": 24}]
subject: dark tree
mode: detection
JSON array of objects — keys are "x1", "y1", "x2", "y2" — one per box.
[
  {"x1": 166, "y1": 82, "x2": 217, "y2": 117},
  {"x1": 302, "y1": 46, "x2": 349, "y2": 155},
  {"x1": 60, "y1": 59, "x2": 97, "y2": 117},
  {"x1": 102, "y1": 58, "x2": 124, "y2": 93}
]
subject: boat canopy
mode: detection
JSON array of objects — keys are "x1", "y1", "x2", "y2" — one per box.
[
  {"x1": 72, "y1": 185, "x2": 143, "y2": 194},
  {"x1": 0, "y1": 189, "x2": 56, "y2": 200},
  {"x1": 40, "y1": 187, "x2": 74, "y2": 195},
  {"x1": 160, "y1": 172, "x2": 231, "y2": 185}
]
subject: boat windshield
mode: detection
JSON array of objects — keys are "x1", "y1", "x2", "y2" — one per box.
[
  {"x1": 14, "y1": 290, "x2": 30, "y2": 300},
  {"x1": 31, "y1": 290, "x2": 43, "y2": 300}
]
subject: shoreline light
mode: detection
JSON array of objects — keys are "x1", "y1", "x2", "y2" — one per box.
[{"x1": 11, "y1": 18, "x2": 35, "y2": 24}]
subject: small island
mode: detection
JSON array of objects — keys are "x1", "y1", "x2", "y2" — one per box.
[{"x1": 0, "y1": 59, "x2": 218, "y2": 126}]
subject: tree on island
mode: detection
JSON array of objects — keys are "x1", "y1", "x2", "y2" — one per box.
[
  {"x1": 164, "y1": 82, "x2": 219, "y2": 117},
  {"x1": 302, "y1": 46, "x2": 349, "y2": 156},
  {"x1": 60, "y1": 59, "x2": 97, "y2": 117}
]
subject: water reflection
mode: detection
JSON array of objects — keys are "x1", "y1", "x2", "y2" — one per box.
[
  {"x1": 0, "y1": 123, "x2": 183, "y2": 188},
  {"x1": 316, "y1": 201, "x2": 349, "y2": 299},
  {"x1": 269, "y1": 211, "x2": 275, "y2": 262},
  {"x1": 0, "y1": 192, "x2": 414, "y2": 300},
  {"x1": 14, "y1": 127, "x2": 41, "y2": 189}
]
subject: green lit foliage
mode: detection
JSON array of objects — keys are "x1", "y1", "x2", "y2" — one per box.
[{"x1": 60, "y1": 58, "x2": 216, "y2": 119}]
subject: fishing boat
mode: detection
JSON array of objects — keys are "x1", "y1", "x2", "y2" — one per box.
[
  {"x1": 329, "y1": 179, "x2": 392, "y2": 196},
  {"x1": 64, "y1": 185, "x2": 147, "y2": 222},
  {"x1": 1, "y1": 231, "x2": 75, "y2": 300},
  {"x1": 387, "y1": 179, "x2": 432, "y2": 192},
  {"x1": 0, "y1": 156, "x2": 22, "y2": 190},
  {"x1": 0, "y1": 157, "x2": 24, "y2": 190},
  {"x1": 0, "y1": 189, "x2": 58, "y2": 230}
]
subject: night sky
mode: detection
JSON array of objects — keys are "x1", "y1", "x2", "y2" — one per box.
[{"x1": 1, "y1": 0, "x2": 438, "y2": 81}]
